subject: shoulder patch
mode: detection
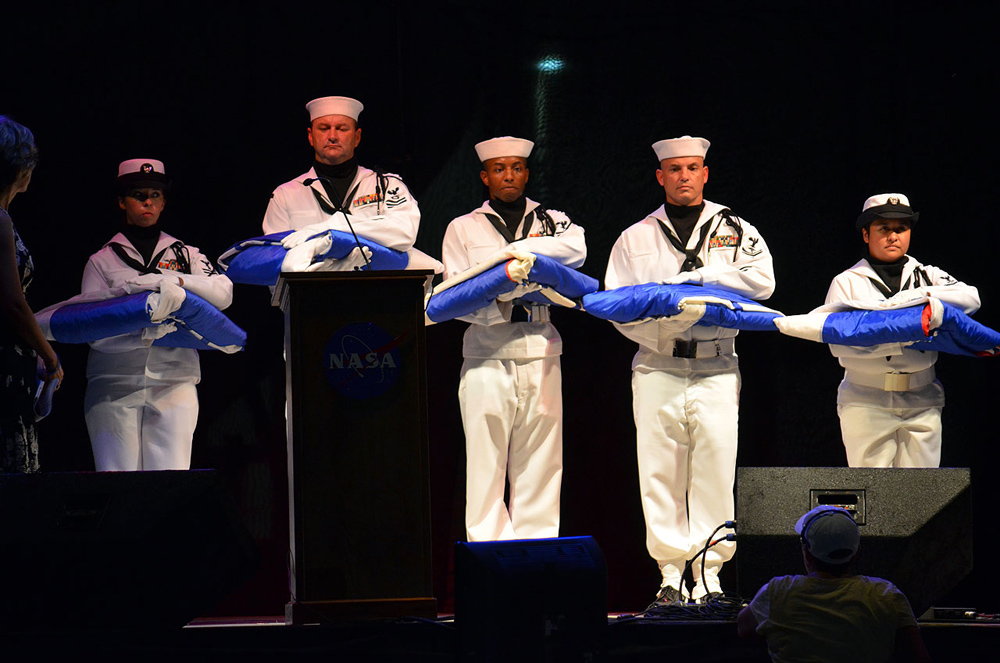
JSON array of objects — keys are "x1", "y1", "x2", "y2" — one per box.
[{"x1": 741, "y1": 235, "x2": 763, "y2": 257}]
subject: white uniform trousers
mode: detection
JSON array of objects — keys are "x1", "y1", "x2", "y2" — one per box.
[
  {"x1": 460, "y1": 356, "x2": 562, "y2": 542},
  {"x1": 633, "y1": 365, "x2": 739, "y2": 595},
  {"x1": 85, "y1": 375, "x2": 199, "y2": 471},
  {"x1": 838, "y1": 404, "x2": 942, "y2": 468}
]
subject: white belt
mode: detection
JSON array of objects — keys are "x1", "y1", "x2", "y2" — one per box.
[
  {"x1": 670, "y1": 337, "x2": 735, "y2": 359},
  {"x1": 845, "y1": 366, "x2": 936, "y2": 392}
]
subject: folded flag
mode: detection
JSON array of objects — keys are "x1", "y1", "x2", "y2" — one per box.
[
  {"x1": 776, "y1": 298, "x2": 1000, "y2": 357},
  {"x1": 36, "y1": 283, "x2": 246, "y2": 353},
  {"x1": 425, "y1": 251, "x2": 598, "y2": 324},
  {"x1": 583, "y1": 283, "x2": 782, "y2": 332},
  {"x1": 218, "y1": 230, "x2": 441, "y2": 286}
]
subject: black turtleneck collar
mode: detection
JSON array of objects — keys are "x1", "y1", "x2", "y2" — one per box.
[
  {"x1": 489, "y1": 196, "x2": 528, "y2": 237},
  {"x1": 313, "y1": 156, "x2": 359, "y2": 206},
  {"x1": 313, "y1": 156, "x2": 358, "y2": 180},
  {"x1": 867, "y1": 251, "x2": 907, "y2": 294},
  {"x1": 122, "y1": 223, "x2": 161, "y2": 265},
  {"x1": 664, "y1": 202, "x2": 704, "y2": 247}
]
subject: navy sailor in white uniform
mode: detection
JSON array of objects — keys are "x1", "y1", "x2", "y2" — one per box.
[
  {"x1": 825, "y1": 193, "x2": 980, "y2": 468},
  {"x1": 605, "y1": 136, "x2": 774, "y2": 604},
  {"x1": 262, "y1": 95, "x2": 420, "y2": 265},
  {"x1": 82, "y1": 159, "x2": 234, "y2": 471},
  {"x1": 442, "y1": 137, "x2": 587, "y2": 541}
]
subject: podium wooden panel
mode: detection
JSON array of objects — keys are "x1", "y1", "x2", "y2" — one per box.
[{"x1": 274, "y1": 271, "x2": 436, "y2": 623}]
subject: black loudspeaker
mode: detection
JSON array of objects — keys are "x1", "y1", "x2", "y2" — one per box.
[
  {"x1": 0, "y1": 470, "x2": 259, "y2": 631},
  {"x1": 736, "y1": 467, "x2": 972, "y2": 616},
  {"x1": 456, "y1": 536, "x2": 607, "y2": 663}
]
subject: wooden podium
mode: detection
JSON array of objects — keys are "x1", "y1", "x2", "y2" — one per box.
[{"x1": 273, "y1": 271, "x2": 436, "y2": 623}]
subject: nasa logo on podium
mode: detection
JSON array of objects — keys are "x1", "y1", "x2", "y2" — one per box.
[{"x1": 323, "y1": 322, "x2": 405, "y2": 399}]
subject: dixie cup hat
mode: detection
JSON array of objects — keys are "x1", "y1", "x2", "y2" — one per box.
[
  {"x1": 652, "y1": 135, "x2": 710, "y2": 162},
  {"x1": 475, "y1": 136, "x2": 534, "y2": 162},
  {"x1": 305, "y1": 96, "x2": 364, "y2": 123},
  {"x1": 856, "y1": 192, "x2": 919, "y2": 231},
  {"x1": 795, "y1": 505, "x2": 861, "y2": 565}
]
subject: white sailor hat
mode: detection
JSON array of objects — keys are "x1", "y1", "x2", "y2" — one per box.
[
  {"x1": 475, "y1": 136, "x2": 534, "y2": 163},
  {"x1": 652, "y1": 135, "x2": 710, "y2": 162},
  {"x1": 795, "y1": 506, "x2": 861, "y2": 565},
  {"x1": 305, "y1": 96, "x2": 364, "y2": 122},
  {"x1": 117, "y1": 158, "x2": 169, "y2": 190},
  {"x1": 856, "y1": 192, "x2": 919, "y2": 231}
]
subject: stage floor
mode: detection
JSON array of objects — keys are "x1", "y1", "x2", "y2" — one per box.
[{"x1": 4, "y1": 613, "x2": 998, "y2": 661}]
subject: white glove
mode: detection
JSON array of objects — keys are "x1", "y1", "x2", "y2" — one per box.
[
  {"x1": 497, "y1": 282, "x2": 542, "y2": 302},
  {"x1": 125, "y1": 273, "x2": 178, "y2": 292},
  {"x1": 662, "y1": 271, "x2": 703, "y2": 285},
  {"x1": 281, "y1": 219, "x2": 339, "y2": 249},
  {"x1": 281, "y1": 234, "x2": 331, "y2": 273},
  {"x1": 307, "y1": 246, "x2": 374, "y2": 272}
]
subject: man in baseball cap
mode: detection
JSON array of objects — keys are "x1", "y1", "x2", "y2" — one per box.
[
  {"x1": 738, "y1": 506, "x2": 928, "y2": 662},
  {"x1": 825, "y1": 193, "x2": 981, "y2": 468},
  {"x1": 605, "y1": 135, "x2": 775, "y2": 605}
]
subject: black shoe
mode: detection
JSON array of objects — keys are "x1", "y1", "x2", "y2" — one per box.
[
  {"x1": 694, "y1": 591, "x2": 724, "y2": 605},
  {"x1": 654, "y1": 585, "x2": 684, "y2": 607}
]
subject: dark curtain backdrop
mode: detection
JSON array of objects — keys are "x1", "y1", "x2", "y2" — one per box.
[{"x1": 6, "y1": 1, "x2": 995, "y2": 614}]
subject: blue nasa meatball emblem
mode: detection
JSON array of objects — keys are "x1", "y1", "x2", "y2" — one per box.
[{"x1": 323, "y1": 322, "x2": 404, "y2": 399}]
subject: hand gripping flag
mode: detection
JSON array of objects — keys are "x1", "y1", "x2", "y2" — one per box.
[{"x1": 424, "y1": 249, "x2": 598, "y2": 324}]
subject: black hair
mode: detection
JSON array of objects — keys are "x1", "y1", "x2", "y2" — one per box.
[{"x1": 0, "y1": 116, "x2": 39, "y2": 196}]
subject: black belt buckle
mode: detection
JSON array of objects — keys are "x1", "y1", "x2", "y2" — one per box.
[{"x1": 672, "y1": 339, "x2": 696, "y2": 358}]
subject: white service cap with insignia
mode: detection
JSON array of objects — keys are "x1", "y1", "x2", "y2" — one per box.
[
  {"x1": 475, "y1": 136, "x2": 534, "y2": 162},
  {"x1": 118, "y1": 158, "x2": 166, "y2": 178},
  {"x1": 856, "y1": 192, "x2": 919, "y2": 230},
  {"x1": 117, "y1": 158, "x2": 170, "y2": 189},
  {"x1": 652, "y1": 135, "x2": 711, "y2": 162},
  {"x1": 306, "y1": 96, "x2": 364, "y2": 122}
]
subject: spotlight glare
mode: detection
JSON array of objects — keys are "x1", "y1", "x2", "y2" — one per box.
[{"x1": 537, "y1": 56, "x2": 564, "y2": 73}]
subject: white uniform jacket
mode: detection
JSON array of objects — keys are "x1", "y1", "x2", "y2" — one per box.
[
  {"x1": 825, "y1": 256, "x2": 980, "y2": 409},
  {"x1": 82, "y1": 231, "x2": 234, "y2": 380},
  {"x1": 441, "y1": 198, "x2": 586, "y2": 359},
  {"x1": 605, "y1": 200, "x2": 775, "y2": 371},
  {"x1": 262, "y1": 165, "x2": 419, "y2": 252}
]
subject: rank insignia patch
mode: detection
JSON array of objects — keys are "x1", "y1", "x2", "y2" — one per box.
[{"x1": 741, "y1": 236, "x2": 763, "y2": 257}]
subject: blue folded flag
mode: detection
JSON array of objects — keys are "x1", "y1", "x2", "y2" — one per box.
[
  {"x1": 38, "y1": 290, "x2": 246, "y2": 353},
  {"x1": 583, "y1": 283, "x2": 782, "y2": 331},
  {"x1": 218, "y1": 230, "x2": 409, "y2": 285},
  {"x1": 425, "y1": 254, "x2": 598, "y2": 323}
]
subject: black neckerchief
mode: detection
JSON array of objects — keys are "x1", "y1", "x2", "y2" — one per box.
[
  {"x1": 656, "y1": 204, "x2": 712, "y2": 272},
  {"x1": 664, "y1": 202, "x2": 704, "y2": 247},
  {"x1": 866, "y1": 253, "x2": 931, "y2": 297},
  {"x1": 489, "y1": 197, "x2": 528, "y2": 237},
  {"x1": 121, "y1": 223, "x2": 161, "y2": 265},
  {"x1": 313, "y1": 157, "x2": 359, "y2": 209},
  {"x1": 112, "y1": 225, "x2": 191, "y2": 275}
]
